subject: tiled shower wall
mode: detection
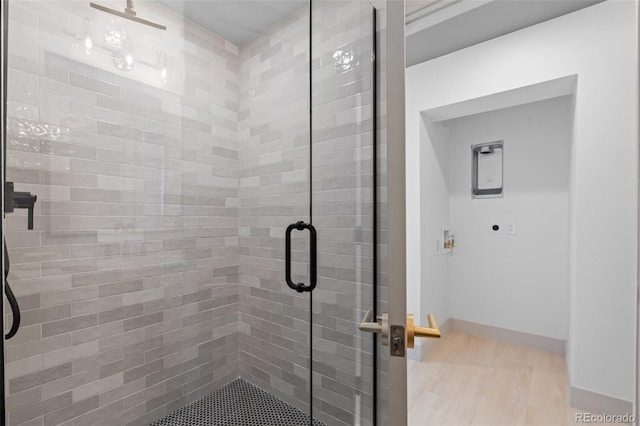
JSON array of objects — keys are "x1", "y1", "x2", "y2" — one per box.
[
  {"x1": 236, "y1": 4, "x2": 312, "y2": 415},
  {"x1": 4, "y1": 0, "x2": 385, "y2": 425},
  {"x1": 5, "y1": 1, "x2": 241, "y2": 425},
  {"x1": 236, "y1": 2, "x2": 377, "y2": 426}
]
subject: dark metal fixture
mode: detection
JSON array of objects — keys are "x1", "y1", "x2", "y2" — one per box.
[
  {"x1": 2, "y1": 182, "x2": 36, "y2": 340},
  {"x1": 1, "y1": 0, "x2": 30, "y2": 342},
  {"x1": 285, "y1": 221, "x2": 317, "y2": 293},
  {"x1": 5, "y1": 182, "x2": 37, "y2": 230},
  {"x1": 4, "y1": 241, "x2": 19, "y2": 339},
  {"x1": 90, "y1": 0, "x2": 167, "y2": 30}
]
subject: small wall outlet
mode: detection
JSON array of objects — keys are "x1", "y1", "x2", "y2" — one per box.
[
  {"x1": 489, "y1": 222, "x2": 516, "y2": 235},
  {"x1": 489, "y1": 223, "x2": 503, "y2": 234}
]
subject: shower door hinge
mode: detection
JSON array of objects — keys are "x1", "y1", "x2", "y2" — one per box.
[{"x1": 389, "y1": 324, "x2": 405, "y2": 357}]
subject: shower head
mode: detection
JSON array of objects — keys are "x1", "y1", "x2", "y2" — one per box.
[{"x1": 90, "y1": 0, "x2": 166, "y2": 30}]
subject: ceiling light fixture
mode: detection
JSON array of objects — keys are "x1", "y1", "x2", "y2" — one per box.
[{"x1": 89, "y1": 0, "x2": 166, "y2": 30}]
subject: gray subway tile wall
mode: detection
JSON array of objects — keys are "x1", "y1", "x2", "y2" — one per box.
[
  {"x1": 4, "y1": 0, "x2": 386, "y2": 425},
  {"x1": 236, "y1": 4, "x2": 312, "y2": 414},
  {"x1": 5, "y1": 1, "x2": 240, "y2": 425}
]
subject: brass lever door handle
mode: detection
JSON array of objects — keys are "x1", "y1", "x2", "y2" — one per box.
[
  {"x1": 358, "y1": 310, "x2": 389, "y2": 346},
  {"x1": 406, "y1": 313, "x2": 441, "y2": 349}
]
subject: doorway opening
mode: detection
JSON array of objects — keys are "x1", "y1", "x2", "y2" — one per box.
[{"x1": 406, "y1": 1, "x2": 638, "y2": 423}]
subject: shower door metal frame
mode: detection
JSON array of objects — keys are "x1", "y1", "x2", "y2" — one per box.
[
  {"x1": 371, "y1": 6, "x2": 379, "y2": 426},
  {"x1": 0, "y1": 0, "x2": 8, "y2": 421}
]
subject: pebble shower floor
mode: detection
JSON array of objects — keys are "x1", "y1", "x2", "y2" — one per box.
[{"x1": 149, "y1": 379, "x2": 326, "y2": 426}]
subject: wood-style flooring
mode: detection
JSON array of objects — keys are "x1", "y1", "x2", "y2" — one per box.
[{"x1": 408, "y1": 331, "x2": 613, "y2": 425}]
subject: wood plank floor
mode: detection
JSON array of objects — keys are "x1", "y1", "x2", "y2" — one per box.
[{"x1": 408, "y1": 331, "x2": 611, "y2": 426}]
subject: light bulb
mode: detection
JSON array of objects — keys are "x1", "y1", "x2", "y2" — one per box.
[
  {"x1": 83, "y1": 18, "x2": 93, "y2": 55},
  {"x1": 157, "y1": 51, "x2": 168, "y2": 83},
  {"x1": 123, "y1": 36, "x2": 133, "y2": 68},
  {"x1": 114, "y1": 35, "x2": 134, "y2": 71},
  {"x1": 84, "y1": 36, "x2": 93, "y2": 54}
]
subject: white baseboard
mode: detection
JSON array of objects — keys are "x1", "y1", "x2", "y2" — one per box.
[
  {"x1": 449, "y1": 318, "x2": 566, "y2": 354},
  {"x1": 570, "y1": 386, "x2": 634, "y2": 418}
]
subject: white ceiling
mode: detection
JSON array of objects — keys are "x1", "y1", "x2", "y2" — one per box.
[
  {"x1": 405, "y1": 0, "x2": 604, "y2": 67},
  {"x1": 157, "y1": 0, "x2": 307, "y2": 46},
  {"x1": 157, "y1": 0, "x2": 428, "y2": 46},
  {"x1": 156, "y1": 0, "x2": 603, "y2": 62},
  {"x1": 423, "y1": 75, "x2": 576, "y2": 122},
  {"x1": 405, "y1": 0, "x2": 440, "y2": 16}
]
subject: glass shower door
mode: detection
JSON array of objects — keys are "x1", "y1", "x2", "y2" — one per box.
[
  {"x1": 0, "y1": 0, "x2": 391, "y2": 424},
  {"x1": 0, "y1": 0, "x2": 317, "y2": 424},
  {"x1": 311, "y1": 1, "x2": 378, "y2": 425}
]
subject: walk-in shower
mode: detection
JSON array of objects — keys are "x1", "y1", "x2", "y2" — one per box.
[{"x1": 0, "y1": 0, "x2": 383, "y2": 424}]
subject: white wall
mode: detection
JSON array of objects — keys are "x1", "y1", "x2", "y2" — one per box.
[
  {"x1": 406, "y1": 0, "x2": 637, "y2": 403},
  {"x1": 417, "y1": 119, "x2": 451, "y2": 345},
  {"x1": 445, "y1": 96, "x2": 571, "y2": 340},
  {"x1": 408, "y1": 115, "x2": 452, "y2": 359}
]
